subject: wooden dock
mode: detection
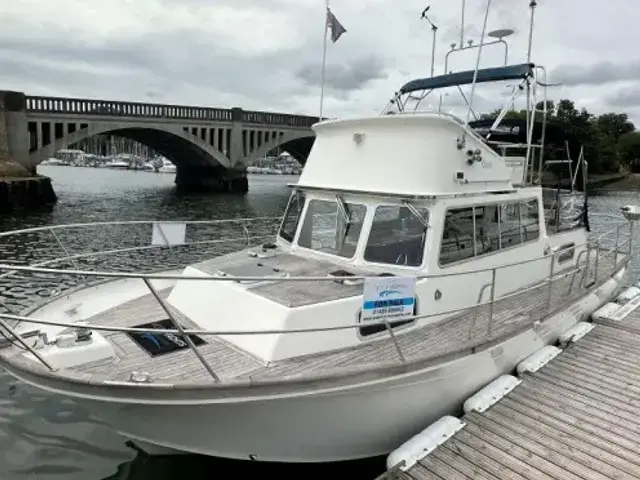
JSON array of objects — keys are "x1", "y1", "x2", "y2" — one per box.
[{"x1": 379, "y1": 284, "x2": 640, "y2": 480}]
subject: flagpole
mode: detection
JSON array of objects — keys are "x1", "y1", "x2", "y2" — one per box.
[{"x1": 319, "y1": 0, "x2": 329, "y2": 119}]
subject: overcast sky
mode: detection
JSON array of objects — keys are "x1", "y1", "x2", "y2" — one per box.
[{"x1": 1, "y1": 0, "x2": 637, "y2": 123}]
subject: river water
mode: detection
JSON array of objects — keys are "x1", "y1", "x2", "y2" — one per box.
[{"x1": 0, "y1": 166, "x2": 638, "y2": 479}]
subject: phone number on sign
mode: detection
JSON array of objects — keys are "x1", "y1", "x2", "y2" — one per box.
[{"x1": 372, "y1": 306, "x2": 406, "y2": 316}]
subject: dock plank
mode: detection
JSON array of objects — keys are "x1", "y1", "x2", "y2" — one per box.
[{"x1": 382, "y1": 284, "x2": 640, "y2": 480}]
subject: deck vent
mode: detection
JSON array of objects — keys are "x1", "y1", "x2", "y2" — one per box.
[{"x1": 328, "y1": 269, "x2": 363, "y2": 286}]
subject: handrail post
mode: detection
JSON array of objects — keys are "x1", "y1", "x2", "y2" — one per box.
[
  {"x1": 142, "y1": 278, "x2": 220, "y2": 382},
  {"x1": 487, "y1": 269, "x2": 497, "y2": 336},
  {"x1": 242, "y1": 226, "x2": 251, "y2": 247},
  {"x1": 0, "y1": 317, "x2": 55, "y2": 371},
  {"x1": 48, "y1": 227, "x2": 84, "y2": 281},
  {"x1": 470, "y1": 282, "x2": 491, "y2": 340},
  {"x1": 546, "y1": 255, "x2": 554, "y2": 314},
  {"x1": 385, "y1": 321, "x2": 406, "y2": 363},
  {"x1": 614, "y1": 224, "x2": 620, "y2": 269},
  {"x1": 594, "y1": 240, "x2": 600, "y2": 283}
]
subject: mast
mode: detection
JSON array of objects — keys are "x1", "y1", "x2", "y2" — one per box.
[
  {"x1": 420, "y1": 6, "x2": 438, "y2": 77},
  {"x1": 460, "y1": 0, "x2": 466, "y2": 50},
  {"x1": 465, "y1": 0, "x2": 493, "y2": 125},
  {"x1": 319, "y1": 0, "x2": 330, "y2": 119}
]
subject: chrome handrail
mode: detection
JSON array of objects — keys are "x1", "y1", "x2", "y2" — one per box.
[
  {"x1": 0, "y1": 218, "x2": 632, "y2": 382},
  {"x1": 0, "y1": 237, "x2": 613, "y2": 282},
  {"x1": 0, "y1": 216, "x2": 282, "y2": 238}
]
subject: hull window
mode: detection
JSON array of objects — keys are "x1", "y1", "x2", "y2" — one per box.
[{"x1": 364, "y1": 206, "x2": 428, "y2": 267}]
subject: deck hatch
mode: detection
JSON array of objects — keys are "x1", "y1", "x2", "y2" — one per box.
[{"x1": 128, "y1": 319, "x2": 206, "y2": 357}]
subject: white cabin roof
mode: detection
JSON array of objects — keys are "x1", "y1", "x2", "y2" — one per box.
[{"x1": 295, "y1": 113, "x2": 515, "y2": 197}]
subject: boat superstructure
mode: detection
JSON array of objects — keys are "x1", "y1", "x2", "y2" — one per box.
[{"x1": 0, "y1": 0, "x2": 636, "y2": 463}]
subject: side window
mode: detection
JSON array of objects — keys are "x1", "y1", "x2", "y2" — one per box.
[
  {"x1": 364, "y1": 206, "x2": 428, "y2": 267},
  {"x1": 476, "y1": 205, "x2": 501, "y2": 255},
  {"x1": 278, "y1": 191, "x2": 305, "y2": 243},
  {"x1": 521, "y1": 199, "x2": 540, "y2": 241},
  {"x1": 440, "y1": 207, "x2": 475, "y2": 265},
  {"x1": 440, "y1": 198, "x2": 540, "y2": 266},
  {"x1": 499, "y1": 203, "x2": 522, "y2": 248}
]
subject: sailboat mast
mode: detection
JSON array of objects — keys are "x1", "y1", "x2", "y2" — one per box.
[{"x1": 460, "y1": 0, "x2": 466, "y2": 49}]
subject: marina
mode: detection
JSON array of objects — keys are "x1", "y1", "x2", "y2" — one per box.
[
  {"x1": 1, "y1": 0, "x2": 640, "y2": 478},
  {"x1": 1, "y1": 0, "x2": 639, "y2": 471}
]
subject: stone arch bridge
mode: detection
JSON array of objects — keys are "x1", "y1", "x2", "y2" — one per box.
[{"x1": 0, "y1": 90, "x2": 319, "y2": 193}]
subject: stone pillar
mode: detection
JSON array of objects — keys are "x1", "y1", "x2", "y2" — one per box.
[
  {"x1": 0, "y1": 91, "x2": 32, "y2": 172},
  {"x1": 228, "y1": 107, "x2": 245, "y2": 168},
  {"x1": 174, "y1": 164, "x2": 248, "y2": 194},
  {"x1": 0, "y1": 90, "x2": 57, "y2": 213}
]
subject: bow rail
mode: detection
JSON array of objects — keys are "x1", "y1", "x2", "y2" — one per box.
[{"x1": 0, "y1": 216, "x2": 632, "y2": 383}]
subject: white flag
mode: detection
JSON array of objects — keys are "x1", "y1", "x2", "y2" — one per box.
[{"x1": 326, "y1": 8, "x2": 347, "y2": 43}]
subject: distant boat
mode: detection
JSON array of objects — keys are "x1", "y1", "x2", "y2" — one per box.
[
  {"x1": 157, "y1": 159, "x2": 176, "y2": 173},
  {"x1": 40, "y1": 158, "x2": 69, "y2": 166},
  {"x1": 104, "y1": 160, "x2": 130, "y2": 169}
]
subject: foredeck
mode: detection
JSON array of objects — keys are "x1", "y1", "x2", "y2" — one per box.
[
  {"x1": 379, "y1": 280, "x2": 640, "y2": 480},
  {"x1": 34, "y1": 250, "x2": 620, "y2": 385}
]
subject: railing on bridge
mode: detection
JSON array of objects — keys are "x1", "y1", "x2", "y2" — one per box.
[{"x1": 24, "y1": 95, "x2": 319, "y2": 128}]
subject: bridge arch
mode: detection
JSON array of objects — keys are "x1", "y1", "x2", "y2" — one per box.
[
  {"x1": 246, "y1": 130, "x2": 315, "y2": 166},
  {"x1": 32, "y1": 122, "x2": 232, "y2": 169}
]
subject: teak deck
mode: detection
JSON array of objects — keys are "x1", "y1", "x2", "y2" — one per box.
[
  {"x1": 35, "y1": 251, "x2": 616, "y2": 385},
  {"x1": 382, "y1": 278, "x2": 640, "y2": 480}
]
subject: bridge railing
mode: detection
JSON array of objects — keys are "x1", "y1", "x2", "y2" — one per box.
[
  {"x1": 241, "y1": 109, "x2": 319, "y2": 128},
  {"x1": 25, "y1": 95, "x2": 234, "y2": 122},
  {"x1": 24, "y1": 95, "x2": 320, "y2": 128}
]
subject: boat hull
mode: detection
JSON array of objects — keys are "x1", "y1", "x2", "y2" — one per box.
[{"x1": 4, "y1": 266, "x2": 625, "y2": 463}]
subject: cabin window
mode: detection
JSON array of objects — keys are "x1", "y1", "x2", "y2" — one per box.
[
  {"x1": 297, "y1": 199, "x2": 366, "y2": 258},
  {"x1": 278, "y1": 191, "x2": 306, "y2": 243},
  {"x1": 542, "y1": 189, "x2": 586, "y2": 234},
  {"x1": 364, "y1": 206, "x2": 428, "y2": 267},
  {"x1": 440, "y1": 199, "x2": 540, "y2": 265},
  {"x1": 440, "y1": 207, "x2": 476, "y2": 264},
  {"x1": 475, "y1": 205, "x2": 501, "y2": 254},
  {"x1": 521, "y1": 199, "x2": 540, "y2": 241}
]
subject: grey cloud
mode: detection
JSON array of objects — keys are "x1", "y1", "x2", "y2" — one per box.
[
  {"x1": 0, "y1": 0, "x2": 637, "y2": 121},
  {"x1": 605, "y1": 85, "x2": 640, "y2": 108},
  {"x1": 0, "y1": 27, "x2": 315, "y2": 110},
  {"x1": 550, "y1": 60, "x2": 640, "y2": 87},
  {"x1": 295, "y1": 55, "x2": 389, "y2": 92}
]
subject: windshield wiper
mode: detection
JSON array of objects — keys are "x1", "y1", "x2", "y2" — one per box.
[
  {"x1": 402, "y1": 200, "x2": 429, "y2": 228},
  {"x1": 335, "y1": 195, "x2": 350, "y2": 224}
]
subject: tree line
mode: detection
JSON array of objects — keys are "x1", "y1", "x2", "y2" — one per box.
[{"x1": 480, "y1": 99, "x2": 640, "y2": 174}]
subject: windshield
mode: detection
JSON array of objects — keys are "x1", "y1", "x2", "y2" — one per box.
[
  {"x1": 278, "y1": 191, "x2": 306, "y2": 243},
  {"x1": 297, "y1": 199, "x2": 366, "y2": 258},
  {"x1": 364, "y1": 205, "x2": 428, "y2": 266}
]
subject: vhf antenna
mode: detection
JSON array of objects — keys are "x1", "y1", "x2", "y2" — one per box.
[{"x1": 420, "y1": 5, "x2": 438, "y2": 77}]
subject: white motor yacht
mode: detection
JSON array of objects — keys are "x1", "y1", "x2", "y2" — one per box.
[{"x1": 0, "y1": 1, "x2": 636, "y2": 464}]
